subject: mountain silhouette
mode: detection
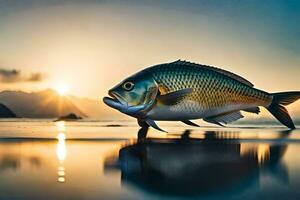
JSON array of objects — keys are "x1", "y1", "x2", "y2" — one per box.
[
  {"x1": 0, "y1": 103, "x2": 17, "y2": 118},
  {"x1": 0, "y1": 89, "x2": 86, "y2": 118}
]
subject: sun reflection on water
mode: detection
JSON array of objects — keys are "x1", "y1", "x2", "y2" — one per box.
[
  {"x1": 55, "y1": 121, "x2": 66, "y2": 132},
  {"x1": 56, "y1": 122, "x2": 67, "y2": 183},
  {"x1": 57, "y1": 133, "x2": 67, "y2": 162}
]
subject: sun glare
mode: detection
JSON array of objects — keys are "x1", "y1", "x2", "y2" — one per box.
[{"x1": 55, "y1": 85, "x2": 70, "y2": 96}]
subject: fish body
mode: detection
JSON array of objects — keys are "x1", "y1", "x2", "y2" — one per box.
[
  {"x1": 145, "y1": 61, "x2": 271, "y2": 120},
  {"x1": 103, "y1": 60, "x2": 300, "y2": 131}
]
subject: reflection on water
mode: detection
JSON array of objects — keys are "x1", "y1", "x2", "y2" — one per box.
[
  {"x1": 56, "y1": 133, "x2": 67, "y2": 162},
  {"x1": 240, "y1": 143, "x2": 271, "y2": 165},
  {"x1": 56, "y1": 122, "x2": 67, "y2": 183},
  {"x1": 1, "y1": 122, "x2": 300, "y2": 200},
  {"x1": 106, "y1": 128, "x2": 289, "y2": 197},
  {"x1": 56, "y1": 133, "x2": 66, "y2": 183},
  {"x1": 0, "y1": 147, "x2": 42, "y2": 172},
  {"x1": 55, "y1": 121, "x2": 66, "y2": 132}
]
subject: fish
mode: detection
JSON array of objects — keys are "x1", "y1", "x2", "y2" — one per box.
[{"x1": 103, "y1": 60, "x2": 300, "y2": 132}]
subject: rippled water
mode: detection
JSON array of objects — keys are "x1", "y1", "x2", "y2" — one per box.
[{"x1": 0, "y1": 120, "x2": 300, "y2": 200}]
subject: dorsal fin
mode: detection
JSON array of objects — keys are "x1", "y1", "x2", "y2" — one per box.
[{"x1": 171, "y1": 60, "x2": 254, "y2": 87}]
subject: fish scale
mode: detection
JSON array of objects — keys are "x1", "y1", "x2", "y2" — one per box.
[{"x1": 145, "y1": 61, "x2": 271, "y2": 118}]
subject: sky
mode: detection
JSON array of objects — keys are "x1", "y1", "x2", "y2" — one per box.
[{"x1": 0, "y1": 0, "x2": 299, "y2": 99}]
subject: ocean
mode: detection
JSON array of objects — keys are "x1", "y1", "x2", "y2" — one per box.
[{"x1": 0, "y1": 119, "x2": 300, "y2": 200}]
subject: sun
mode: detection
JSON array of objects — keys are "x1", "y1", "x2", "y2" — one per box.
[{"x1": 55, "y1": 85, "x2": 70, "y2": 96}]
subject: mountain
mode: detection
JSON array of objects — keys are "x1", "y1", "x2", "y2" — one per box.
[
  {"x1": 0, "y1": 89, "x2": 86, "y2": 118},
  {"x1": 0, "y1": 103, "x2": 17, "y2": 118}
]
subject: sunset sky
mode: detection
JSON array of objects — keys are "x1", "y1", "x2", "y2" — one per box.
[{"x1": 0, "y1": 0, "x2": 299, "y2": 100}]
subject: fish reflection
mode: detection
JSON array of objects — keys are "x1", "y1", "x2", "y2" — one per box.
[{"x1": 106, "y1": 128, "x2": 289, "y2": 197}]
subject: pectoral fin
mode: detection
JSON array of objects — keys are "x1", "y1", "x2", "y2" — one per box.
[
  {"x1": 157, "y1": 88, "x2": 193, "y2": 105},
  {"x1": 146, "y1": 119, "x2": 167, "y2": 132},
  {"x1": 203, "y1": 111, "x2": 244, "y2": 126},
  {"x1": 137, "y1": 119, "x2": 150, "y2": 128},
  {"x1": 181, "y1": 120, "x2": 200, "y2": 127}
]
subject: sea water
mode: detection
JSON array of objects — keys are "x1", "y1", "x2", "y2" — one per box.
[{"x1": 0, "y1": 120, "x2": 300, "y2": 200}]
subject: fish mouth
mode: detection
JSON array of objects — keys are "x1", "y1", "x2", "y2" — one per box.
[{"x1": 103, "y1": 91, "x2": 127, "y2": 110}]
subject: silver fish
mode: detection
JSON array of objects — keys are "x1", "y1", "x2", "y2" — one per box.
[{"x1": 103, "y1": 60, "x2": 300, "y2": 131}]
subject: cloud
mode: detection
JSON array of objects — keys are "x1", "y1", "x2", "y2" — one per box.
[
  {"x1": 27, "y1": 72, "x2": 44, "y2": 82},
  {"x1": 0, "y1": 68, "x2": 45, "y2": 83},
  {"x1": 0, "y1": 69, "x2": 20, "y2": 82}
]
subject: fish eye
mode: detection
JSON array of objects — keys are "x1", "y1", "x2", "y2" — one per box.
[{"x1": 122, "y1": 81, "x2": 134, "y2": 91}]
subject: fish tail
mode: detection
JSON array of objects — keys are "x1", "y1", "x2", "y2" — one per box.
[{"x1": 267, "y1": 92, "x2": 300, "y2": 129}]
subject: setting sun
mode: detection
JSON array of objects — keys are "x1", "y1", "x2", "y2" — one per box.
[{"x1": 55, "y1": 85, "x2": 70, "y2": 96}]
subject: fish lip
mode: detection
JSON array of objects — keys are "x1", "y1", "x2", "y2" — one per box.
[
  {"x1": 103, "y1": 94, "x2": 127, "y2": 110},
  {"x1": 103, "y1": 90, "x2": 128, "y2": 111},
  {"x1": 103, "y1": 96, "x2": 119, "y2": 105},
  {"x1": 108, "y1": 91, "x2": 127, "y2": 105}
]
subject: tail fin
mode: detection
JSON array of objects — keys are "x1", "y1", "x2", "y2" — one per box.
[{"x1": 267, "y1": 92, "x2": 300, "y2": 129}]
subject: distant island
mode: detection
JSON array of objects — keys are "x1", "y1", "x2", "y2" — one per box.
[
  {"x1": 54, "y1": 113, "x2": 82, "y2": 121},
  {"x1": 0, "y1": 103, "x2": 17, "y2": 118}
]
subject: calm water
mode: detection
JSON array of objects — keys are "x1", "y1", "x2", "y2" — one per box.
[{"x1": 0, "y1": 120, "x2": 300, "y2": 200}]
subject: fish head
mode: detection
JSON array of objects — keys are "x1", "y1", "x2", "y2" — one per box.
[{"x1": 103, "y1": 71, "x2": 158, "y2": 117}]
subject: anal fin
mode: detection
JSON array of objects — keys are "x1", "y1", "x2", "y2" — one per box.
[
  {"x1": 181, "y1": 120, "x2": 200, "y2": 127},
  {"x1": 243, "y1": 107, "x2": 260, "y2": 114},
  {"x1": 203, "y1": 111, "x2": 244, "y2": 126},
  {"x1": 203, "y1": 118, "x2": 225, "y2": 127}
]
